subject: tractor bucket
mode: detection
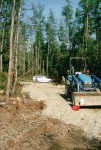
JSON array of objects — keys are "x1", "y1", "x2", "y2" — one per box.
[{"x1": 72, "y1": 92, "x2": 101, "y2": 106}]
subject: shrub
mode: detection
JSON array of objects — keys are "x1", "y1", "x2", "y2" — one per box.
[{"x1": 0, "y1": 72, "x2": 7, "y2": 90}]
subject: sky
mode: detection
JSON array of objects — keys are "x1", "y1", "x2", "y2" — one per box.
[{"x1": 25, "y1": 0, "x2": 80, "y2": 21}]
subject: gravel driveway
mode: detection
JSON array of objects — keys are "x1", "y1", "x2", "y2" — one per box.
[{"x1": 22, "y1": 82, "x2": 101, "y2": 139}]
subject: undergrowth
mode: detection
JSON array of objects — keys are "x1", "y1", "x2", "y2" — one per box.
[{"x1": 0, "y1": 71, "x2": 7, "y2": 90}]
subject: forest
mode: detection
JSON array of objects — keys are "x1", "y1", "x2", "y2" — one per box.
[{"x1": 0, "y1": 0, "x2": 101, "y2": 99}]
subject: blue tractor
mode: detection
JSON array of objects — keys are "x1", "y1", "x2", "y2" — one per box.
[{"x1": 65, "y1": 57, "x2": 101, "y2": 106}]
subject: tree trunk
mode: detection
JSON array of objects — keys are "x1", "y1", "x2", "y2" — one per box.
[
  {"x1": 84, "y1": 0, "x2": 89, "y2": 52},
  {"x1": 37, "y1": 43, "x2": 39, "y2": 73},
  {"x1": 39, "y1": 40, "x2": 42, "y2": 74},
  {"x1": 35, "y1": 43, "x2": 38, "y2": 75},
  {"x1": 42, "y1": 59, "x2": 44, "y2": 75},
  {"x1": 0, "y1": 0, "x2": 3, "y2": 14},
  {"x1": 47, "y1": 40, "x2": 49, "y2": 77},
  {"x1": 23, "y1": 46, "x2": 26, "y2": 76},
  {"x1": 6, "y1": 0, "x2": 15, "y2": 101},
  {"x1": 0, "y1": 24, "x2": 5, "y2": 71},
  {"x1": 96, "y1": 28, "x2": 98, "y2": 54},
  {"x1": 28, "y1": 50, "x2": 30, "y2": 71},
  {"x1": 0, "y1": 8, "x2": 7, "y2": 71},
  {"x1": 13, "y1": 0, "x2": 22, "y2": 95},
  {"x1": 13, "y1": 32, "x2": 17, "y2": 94},
  {"x1": 32, "y1": 45, "x2": 34, "y2": 75}
]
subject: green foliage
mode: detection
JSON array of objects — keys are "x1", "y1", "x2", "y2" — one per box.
[
  {"x1": 72, "y1": 0, "x2": 101, "y2": 77},
  {"x1": 62, "y1": 0, "x2": 73, "y2": 24},
  {"x1": 0, "y1": 72, "x2": 7, "y2": 90}
]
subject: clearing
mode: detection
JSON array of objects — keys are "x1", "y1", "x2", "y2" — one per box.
[{"x1": 0, "y1": 82, "x2": 101, "y2": 150}]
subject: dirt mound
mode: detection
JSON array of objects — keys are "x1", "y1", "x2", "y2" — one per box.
[{"x1": 0, "y1": 97, "x2": 101, "y2": 150}]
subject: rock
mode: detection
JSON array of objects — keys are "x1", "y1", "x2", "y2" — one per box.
[
  {"x1": 0, "y1": 102, "x2": 6, "y2": 106},
  {"x1": 12, "y1": 100, "x2": 17, "y2": 105},
  {"x1": 16, "y1": 97, "x2": 23, "y2": 110},
  {"x1": 10, "y1": 97, "x2": 16, "y2": 101},
  {"x1": 16, "y1": 97, "x2": 22, "y2": 102},
  {"x1": 0, "y1": 90, "x2": 5, "y2": 95}
]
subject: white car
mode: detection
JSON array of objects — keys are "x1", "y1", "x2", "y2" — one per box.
[{"x1": 33, "y1": 75, "x2": 52, "y2": 83}]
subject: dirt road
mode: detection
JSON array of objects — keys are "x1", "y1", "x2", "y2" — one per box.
[{"x1": 22, "y1": 82, "x2": 101, "y2": 139}]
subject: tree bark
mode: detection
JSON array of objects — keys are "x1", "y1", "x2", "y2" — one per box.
[
  {"x1": 35, "y1": 43, "x2": 38, "y2": 75},
  {"x1": 13, "y1": 0, "x2": 22, "y2": 95},
  {"x1": 32, "y1": 44, "x2": 34, "y2": 75},
  {"x1": 37, "y1": 43, "x2": 39, "y2": 73},
  {"x1": 46, "y1": 40, "x2": 49, "y2": 77},
  {"x1": 0, "y1": 24, "x2": 5, "y2": 71},
  {"x1": 28, "y1": 50, "x2": 30, "y2": 71},
  {"x1": 42, "y1": 59, "x2": 44, "y2": 75},
  {"x1": 84, "y1": 0, "x2": 89, "y2": 52},
  {"x1": 23, "y1": 46, "x2": 26, "y2": 76},
  {"x1": 6, "y1": 0, "x2": 15, "y2": 101}
]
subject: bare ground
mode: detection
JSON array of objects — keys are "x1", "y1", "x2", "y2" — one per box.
[
  {"x1": 0, "y1": 82, "x2": 101, "y2": 150},
  {"x1": 22, "y1": 82, "x2": 101, "y2": 139}
]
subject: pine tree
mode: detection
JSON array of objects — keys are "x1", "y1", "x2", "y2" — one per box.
[{"x1": 6, "y1": 0, "x2": 16, "y2": 100}]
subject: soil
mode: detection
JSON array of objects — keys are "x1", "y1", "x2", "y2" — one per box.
[{"x1": 0, "y1": 82, "x2": 101, "y2": 150}]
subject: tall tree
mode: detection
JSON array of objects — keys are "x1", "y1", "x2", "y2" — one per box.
[
  {"x1": 13, "y1": 0, "x2": 23, "y2": 94},
  {"x1": 79, "y1": 0, "x2": 90, "y2": 52},
  {"x1": 90, "y1": 0, "x2": 101, "y2": 53},
  {"x1": 6, "y1": 0, "x2": 16, "y2": 100},
  {"x1": 0, "y1": 0, "x2": 9, "y2": 71},
  {"x1": 72, "y1": 0, "x2": 101, "y2": 77},
  {"x1": 31, "y1": 4, "x2": 45, "y2": 75},
  {"x1": 58, "y1": 20, "x2": 67, "y2": 45},
  {"x1": 62, "y1": 0, "x2": 73, "y2": 48},
  {"x1": 18, "y1": 22, "x2": 27, "y2": 76},
  {"x1": 45, "y1": 9, "x2": 57, "y2": 77}
]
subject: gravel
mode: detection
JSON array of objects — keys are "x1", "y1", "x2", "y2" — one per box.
[{"x1": 22, "y1": 82, "x2": 101, "y2": 139}]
